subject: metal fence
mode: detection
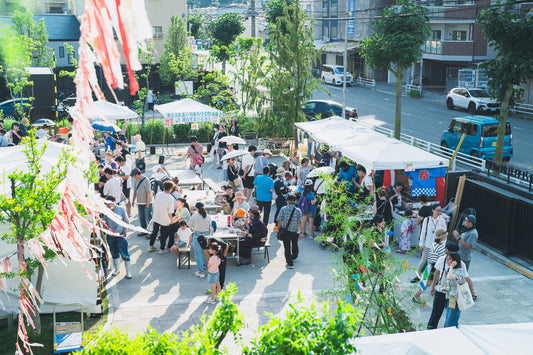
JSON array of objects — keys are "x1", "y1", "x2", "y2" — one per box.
[
  {"x1": 511, "y1": 103, "x2": 533, "y2": 116},
  {"x1": 404, "y1": 84, "x2": 422, "y2": 95}
]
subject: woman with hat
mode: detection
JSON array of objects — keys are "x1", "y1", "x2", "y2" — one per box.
[
  {"x1": 413, "y1": 227, "x2": 448, "y2": 303},
  {"x1": 231, "y1": 191, "x2": 249, "y2": 216},
  {"x1": 273, "y1": 167, "x2": 289, "y2": 224},
  {"x1": 238, "y1": 204, "x2": 268, "y2": 265},
  {"x1": 189, "y1": 202, "x2": 212, "y2": 278}
]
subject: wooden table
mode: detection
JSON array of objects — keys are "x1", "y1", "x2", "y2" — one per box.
[
  {"x1": 181, "y1": 189, "x2": 223, "y2": 215},
  {"x1": 166, "y1": 169, "x2": 204, "y2": 189}
]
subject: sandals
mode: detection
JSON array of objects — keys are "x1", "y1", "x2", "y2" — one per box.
[{"x1": 472, "y1": 294, "x2": 478, "y2": 301}]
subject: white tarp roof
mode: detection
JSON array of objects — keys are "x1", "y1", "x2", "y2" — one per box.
[
  {"x1": 354, "y1": 323, "x2": 533, "y2": 355},
  {"x1": 295, "y1": 117, "x2": 448, "y2": 170},
  {"x1": 69, "y1": 100, "x2": 139, "y2": 121},
  {"x1": 155, "y1": 98, "x2": 223, "y2": 123}
]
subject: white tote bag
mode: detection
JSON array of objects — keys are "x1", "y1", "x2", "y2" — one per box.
[{"x1": 456, "y1": 282, "x2": 475, "y2": 311}]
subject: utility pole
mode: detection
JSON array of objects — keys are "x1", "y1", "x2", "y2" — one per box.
[{"x1": 251, "y1": 0, "x2": 256, "y2": 37}]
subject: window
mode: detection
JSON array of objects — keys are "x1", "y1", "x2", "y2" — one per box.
[
  {"x1": 449, "y1": 120, "x2": 462, "y2": 133},
  {"x1": 330, "y1": 25, "x2": 337, "y2": 40},
  {"x1": 452, "y1": 30, "x2": 467, "y2": 41},
  {"x1": 58, "y1": 46, "x2": 65, "y2": 58},
  {"x1": 336, "y1": 56, "x2": 343, "y2": 66},
  {"x1": 432, "y1": 30, "x2": 441, "y2": 40},
  {"x1": 153, "y1": 26, "x2": 163, "y2": 39},
  {"x1": 68, "y1": 51, "x2": 75, "y2": 65},
  {"x1": 482, "y1": 123, "x2": 511, "y2": 137}
]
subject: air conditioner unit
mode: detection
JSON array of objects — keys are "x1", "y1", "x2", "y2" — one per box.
[{"x1": 323, "y1": 36, "x2": 330, "y2": 42}]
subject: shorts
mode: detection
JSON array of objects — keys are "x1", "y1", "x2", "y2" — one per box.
[
  {"x1": 122, "y1": 187, "x2": 130, "y2": 198},
  {"x1": 304, "y1": 212, "x2": 316, "y2": 219},
  {"x1": 243, "y1": 175, "x2": 254, "y2": 189},
  {"x1": 207, "y1": 271, "x2": 219, "y2": 284}
]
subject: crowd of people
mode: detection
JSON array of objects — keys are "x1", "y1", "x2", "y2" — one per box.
[{"x1": 0, "y1": 118, "x2": 73, "y2": 146}]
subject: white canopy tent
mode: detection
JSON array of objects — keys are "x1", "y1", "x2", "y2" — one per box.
[
  {"x1": 69, "y1": 100, "x2": 139, "y2": 121},
  {"x1": 295, "y1": 117, "x2": 448, "y2": 170},
  {"x1": 354, "y1": 322, "x2": 533, "y2": 355},
  {"x1": 0, "y1": 142, "x2": 100, "y2": 316},
  {"x1": 155, "y1": 98, "x2": 223, "y2": 123}
]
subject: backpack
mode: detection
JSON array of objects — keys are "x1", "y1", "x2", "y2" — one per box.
[
  {"x1": 150, "y1": 175, "x2": 171, "y2": 195},
  {"x1": 298, "y1": 193, "x2": 311, "y2": 214}
]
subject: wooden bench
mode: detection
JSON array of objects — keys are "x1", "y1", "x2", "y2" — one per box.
[
  {"x1": 178, "y1": 247, "x2": 191, "y2": 269},
  {"x1": 251, "y1": 236, "x2": 271, "y2": 263}
]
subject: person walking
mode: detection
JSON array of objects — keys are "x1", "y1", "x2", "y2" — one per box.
[
  {"x1": 296, "y1": 158, "x2": 313, "y2": 187},
  {"x1": 227, "y1": 157, "x2": 241, "y2": 191},
  {"x1": 443, "y1": 252, "x2": 466, "y2": 328},
  {"x1": 452, "y1": 215, "x2": 478, "y2": 271},
  {"x1": 253, "y1": 166, "x2": 274, "y2": 225},
  {"x1": 300, "y1": 179, "x2": 317, "y2": 239},
  {"x1": 102, "y1": 196, "x2": 133, "y2": 279},
  {"x1": 412, "y1": 204, "x2": 447, "y2": 283},
  {"x1": 147, "y1": 88, "x2": 154, "y2": 111},
  {"x1": 189, "y1": 202, "x2": 212, "y2": 278},
  {"x1": 273, "y1": 168, "x2": 289, "y2": 224},
  {"x1": 148, "y1": 181, "x2": 176, "y2": 254},
  {"x1": 241, "y1": 145, "x2": 256, "y2": 200},
  {"x1": 254, "y1": 149, "x2": 271, "y2": 177},
  {"x1": 134, "y1": 134, "x2": 146, "y2": 172},
  {"x1": 186, "y1": 136, "x2": 204, "y2": 171},
  {"x1": 276, "y1": 193, "x2": 303, "y2": 269},
  {"x1": 131, "y1": 168, "x2": 152, "y2": 237}
]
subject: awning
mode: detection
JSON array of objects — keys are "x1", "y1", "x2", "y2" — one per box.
[{"x1": 314, "y1": 40, "x2": 361, "y2": 53}]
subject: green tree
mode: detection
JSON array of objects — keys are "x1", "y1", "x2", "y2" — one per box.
[
  {"x1": 208, "y1": 13, "x2": 245, "y2": 74},
  {"x1": 11, "y1": 10, "x2": 53, "y2": 67},
  {"x1": 264, "y1": 0, "x2": 296, "y2": 35},
  {"x1": 0, "y1": 133, "x2": 75, "y2": 344},
  {"x1": 361, "y1": 0, "x2": 430, "y2": 140},
  {"x1": 261, "y1": 0, "x2": 322, "y2": 139},
  {"x1": 229, "y1": 37, "x2": 266, "y2": 115},
  {"x1": 187, "y1": 14, "x2": 205, "y2": 39},
  {"x1": 133, "y1": 44, "x2": 156, "y2": 125},
  {"x1": 158, "y1": 16, "x2": 194, "y2": 86},
  {"x1": 194, "y1": 70, "x2": 238, "y2": 113},
  {"x1": 477, "y1": 1, "x2": 533, "y2": 163}
]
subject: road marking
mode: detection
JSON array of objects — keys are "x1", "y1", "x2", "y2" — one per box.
[
  {"x1": 470, "y1": 275, "x2": 528, "y2": 283},
  {"x1": 505, "y1": 261, "x2": 533, "y2": 279}
]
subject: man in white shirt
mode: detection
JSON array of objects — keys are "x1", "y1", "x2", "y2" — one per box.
[
  {"x1": 148, "y1": 180, "x2": 177, "y2": 254},
  {"x1": 116, "y1": 156, "x2": 132, "y2": 215},
  {"x1": 103, "y1": 168, "x2": 125, "y2": 204},
  {"x1": 241, "y1": 145, "x2": 256, "y2": 200}
]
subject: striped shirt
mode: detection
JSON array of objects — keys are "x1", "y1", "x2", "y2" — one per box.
[
  {"x1": 428, "y1": 241, "x2": 446, "y2": 265},
  {"x1": 277, "y1": 205, "x2": 303, "y2": 233}
]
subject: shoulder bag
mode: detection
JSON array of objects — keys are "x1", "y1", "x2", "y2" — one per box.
[
  {"x1": 277, "y1": 206, "x2": 296, "y2": 241},
  {"x1": 457, "y1": 281, "x2": 475, "y2": 311}
]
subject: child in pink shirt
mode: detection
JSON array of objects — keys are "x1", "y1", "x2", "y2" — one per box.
[{"x1": 206, "y1": 242, "x2": 222, "y2": 304}]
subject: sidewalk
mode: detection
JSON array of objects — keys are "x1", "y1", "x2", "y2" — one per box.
[{"x1": 105, "y1": 148, "x2": 533, "y2": 350}]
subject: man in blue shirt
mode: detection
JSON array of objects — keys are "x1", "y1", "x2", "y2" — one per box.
[
  {"x1": 254, "y1": 149, "x2": 271, "y2": 177},
  {"x1": 337, "y1": 161, "x2": 357, "y2": 193},
  {"x1": 104, "y1": 131, "x2": 116, "y2": 152},
  {"x1": 253, "y1": 166, "x2": 274, "y2": 225},
  {"x1": 102, "y1": 195, "x2": 132, "y2": 279}
]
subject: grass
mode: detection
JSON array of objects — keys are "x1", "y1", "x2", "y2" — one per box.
[{"x1": 0, "y1": 288, "x2": 109, "y2": 354}]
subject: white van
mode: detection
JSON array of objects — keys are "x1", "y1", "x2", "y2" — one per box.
[{"x1": 321, "y1": 65, "x2": 353, "y2": 86}]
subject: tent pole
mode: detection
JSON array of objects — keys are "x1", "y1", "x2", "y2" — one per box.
[
  {"x1": 162, "y1": 127, "x2": 166, "y2": 152},
  {"x1": 150, "y1": 110, "x2": 155, "y2": 144}
]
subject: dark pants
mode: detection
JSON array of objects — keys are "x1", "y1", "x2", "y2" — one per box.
[
  {"x1": 427, "y1": 291, "x2": 448, "y2": 329},
  {"x1": 106, "y1": 235, "x2": 130, "y2": 261},
  {"x1": 150, "y1": 222, "x2": 175, "y2": 250},
  {"x1": 137, "y1": 203, "x2": 152, "y2": 230},
  {"x1": 282, "y1": 232, "x2": 299, "y2": 266},
  {"x1": 257, "y1": 200, "x2": 272, "y2": 225},
  {"x1": 219, "y1": 257, "x2": 227, "y2": 289},
  {"x1": 274, "y1": 197, "x2": 287, "y2": 223},
  {"x1": 239, "y1": 238, "x2": 262, "y2": 259},
  {"x1": 135, "y1": 157, "x2": 145, "y2": 173}
]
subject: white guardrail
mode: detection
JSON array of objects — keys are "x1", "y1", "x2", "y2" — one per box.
[
  {"x1": 356, "y1": 77, "x2": 376, "y2": 88},
  {"x1": 511, "y1": 103, "x2": 533, "y2": 116},
  {"x1": 360, "y1": 122, "x2": 486, "y2": 172}
]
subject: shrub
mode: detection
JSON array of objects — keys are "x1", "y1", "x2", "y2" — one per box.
[{"x1": 408, "y1": 89, "x2": 421, "y2": 98}]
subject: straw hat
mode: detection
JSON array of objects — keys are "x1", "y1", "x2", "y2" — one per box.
[
  {"x1": 435, "y1": 228, "x2": 448, "y2": 239},
  {"x1": 276, "y1": 167, "x2": 286, "y2": 176},
  {"x1": 232, "y1": 191, "x2": 247, "y2": 201}
]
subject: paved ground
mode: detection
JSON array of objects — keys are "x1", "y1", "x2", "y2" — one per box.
[{"x1": 106, "y1": 146, "x2": 533, "y2": 350}]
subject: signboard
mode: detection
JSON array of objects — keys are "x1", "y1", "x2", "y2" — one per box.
[
  {"x1": 191, "y1": 123, "x2": 199, "y2": 130},
  {"x1": 347, "y1": 0, "x2": 356, "y2": 35},
  {"x1": 164, "y1": 119, "x2": 171, "y2": 128}
]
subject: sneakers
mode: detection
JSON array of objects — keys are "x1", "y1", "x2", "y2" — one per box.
[
  {"x1": 412, "y1": 296, "x2": 423, "y2": 304},
  {"x1": 286, "y1": 264, "x2": 294, "y2": 269},
  {"x1": 158, "y1": 248, "x2": 170, "y2": 255},
  {"x1": 205, "y1": 298, "x2": 216, "y2": 304},
  {"x1": 148, "y1": 246, "x2": 156, "y2": 252},
  {"x1": 195, "y1": 271, "x2": 206, "y2": 278},
  {"x1": 137, "y1": 232, "x2": 148, "y2": 237},
  {"x1": 410, "y1": 277, "x2": 420, "y2": 284}
]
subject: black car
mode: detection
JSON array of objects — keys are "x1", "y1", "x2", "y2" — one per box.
[
  {"x1": 0, "y1": 98, "x2": 31, "y2": 120},
  {"x1": 303, "y1": 100, "x2": 358, "y2": 121}
]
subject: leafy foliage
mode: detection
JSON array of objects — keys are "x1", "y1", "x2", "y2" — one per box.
[
  {"x1": 187, "y1": 14, "x2": 205, "y2": 39},
  {"x1": 158, "y1": 16, "x2": 195, "y2": 86},
  {"x1": 263, "y1": 0, "x2": 297, "y2": 35},
  {"x1": 193, "y1": 70, "x2": 238, "y2": 113},
  {"x1": 208, "y1": 13, "x2": 245, "y2": 73},
  {"x1": 261, "y1": 0, "x2": 323, "y2": 138},
  {"x1": 477, "y1": 1, "x2": 533, "y2": 162},
  {"x1": 361, "y1": 0, "x2": 430, "y2": 139},
  {"x1": 317, "y1": 175, "x2": 416, "y2": 336}
]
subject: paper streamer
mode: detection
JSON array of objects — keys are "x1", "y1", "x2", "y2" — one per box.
[
  {"x1": 419, "y1": 281, "x2": 427, "y2": 290},
  {"x1": 352, "y1": 273, "x2": 360, "y2": 280},
  {"x1": 404, "y1": 260, "x2": 408, "y2": 270},
  {"x1": 394, "y1": 283, "x2": 402, "y2": 291},
  {"x1": 346, "y1": 293, "x2": 352, "y2": 303},
  {"x1": 359, "y1": 265, "x2": 367, "y2": 274}
]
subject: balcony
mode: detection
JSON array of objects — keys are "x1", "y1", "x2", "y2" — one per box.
[{"x1": 422, "y1": 40, "x2": 474, "y2": 56}]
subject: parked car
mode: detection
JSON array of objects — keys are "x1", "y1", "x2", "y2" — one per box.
[
  {"x1": 446, "y1": 87, "x2": 500, "y2": 114},
  {"x1": 0, "y1": 98, "x2": 31, "y2": 120},
  {"x1": 440, "y1": 116, "x2": 512, "y2": 161},
  {"x1": 303, "y1": 100, "x2": 358, "y2": 121},
  {"x1": 321, "y1": 65, "x2": 354, "y2": 86}
]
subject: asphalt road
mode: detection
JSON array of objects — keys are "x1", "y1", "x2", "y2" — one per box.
[{"x1": 312, "y1": 83, "x2": 533, "y2": 171}]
